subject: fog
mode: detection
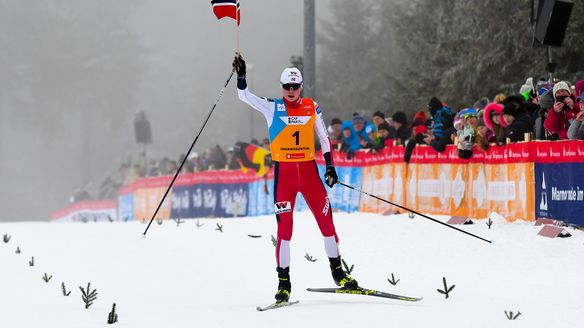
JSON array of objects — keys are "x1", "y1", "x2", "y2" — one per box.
[{"x1": 0, "y1": 0, "x2": 332, "y2": 221}]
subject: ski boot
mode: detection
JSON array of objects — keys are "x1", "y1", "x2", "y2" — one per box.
[
  {"x1": 275, "y1": 267, "x2": 291, "y2": 302},
  {"x1": 329, "y1": 256, "x2": 359, "y2": 289}
]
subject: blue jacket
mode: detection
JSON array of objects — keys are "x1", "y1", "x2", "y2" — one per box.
[
  {"x1": 341, "y1": 121, "x2": 362, "y2": 152},
  {"x1": 433, "y1": 106, "x2": 453, "y2": 139},
  {"x1": 356, "y1": 121, "x2": 377, "y2": 142}
]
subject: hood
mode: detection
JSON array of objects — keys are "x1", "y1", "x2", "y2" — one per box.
[
  {"x1": 483, "y1": 102, "x2": 506, "y2": 131},
  {"x1": 575, "y1": 80, "x2": 584, "y2": 98}
]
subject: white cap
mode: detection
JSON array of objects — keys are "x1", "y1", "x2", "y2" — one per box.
[{"x1": 280, "y1": 67, "x2": 303, "y2": 85}]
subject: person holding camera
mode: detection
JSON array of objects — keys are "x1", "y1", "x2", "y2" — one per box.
[{"x1": 543, "y1": 81, "x2": 579, "y2": 140}]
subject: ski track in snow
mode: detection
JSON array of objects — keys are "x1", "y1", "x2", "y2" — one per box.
[{"x1": 1, "y1": 213, "x2": 583, "y2": 328}]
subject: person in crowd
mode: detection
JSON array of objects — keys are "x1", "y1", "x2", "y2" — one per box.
[
  {"x1": 543, "y1": 81, "x2": 579, "y2": 140},
  {"x1": 224, "y1": 147, "x2": 241, "y2": 170},
  {"x1": 233, "y1": 54, "x2": 358, "y2": 304},
  {"x1": 339, "y1": 120, "x2": 362, "y2": 154},
  {"x1": 328, "y1": 118, "x2": 343, "y2": 149},
  {"x1": 456, "y1": 108, "x2": 478, "y2": 159},
  {"x1": 372, "y1": 111, "x2": 394, "y2": 137},
  {"x1": 362, "y1": 125, "x2": 385, "y2": 154},
  {"x1": 390, "y1": 111, "x2": 411, "y2": 146},
  {"x1": 352, "y1": 112, "x2": 376, "y2": 143},
  {"x1": 567, "y1": 92, "x2": 584, "y2": 140},
  {"x1": 377, "y1": 122, "x2": 395, "y2": 148},
  {"x1": 424, "y1": 109, "x2": 456, "y2": 153},
  {"x1": 493, "y1": 93, "x2": 507, "y2": 104},
  {"x1": 475, "y1": 117, "x2": 492, "y2": 151},
  {"x1": 472, "y1": 97, "x2": 490, "y2": 111},
  {"x1": 208, "y1": 145, "x2": 227, "y2": 170},
  {"x1": 502, "y1": 103, "x2": 533, "y2": 143},
  {"x1": 404, "y1": 111, "x2": 429, "y2": 163},
  {"x1": 427, "y1": 97, "x2": 453, "y2": 142},
  {"x1": 483, "y1": 102, "x2": 506, "y2": 144}
]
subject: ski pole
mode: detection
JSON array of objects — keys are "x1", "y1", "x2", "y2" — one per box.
[
  {"x1": 143, "y1": 69, "x2": 235, "y2": 236},
  {"x1": 337, "y1": 181, "x2": 492, "y2": 244}
]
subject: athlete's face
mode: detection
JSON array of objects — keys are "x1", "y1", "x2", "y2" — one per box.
[{"x1": 282, "y1": 83, "x2": 302, "y2": 102}]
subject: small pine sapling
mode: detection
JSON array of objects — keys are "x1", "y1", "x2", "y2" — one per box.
[
  {"x1": 270, "y1": 235, "x2": 277, "y2": 247},
  {"x1": 387, "y1": 273, "x2": 400, "y2": 285},
  {"x1": 196, "y1": 219, "x2": 204, "y2": 228},
  {"x1": 408, "y1": 212, "x2": 415, "y2": 219},
  {"x1": 247, "y1": 234, "x2": 262, "y2": 238},
  {"x1": 215, "y1": 223, "x2": 223, "y2": 232},
  {"x1": 3, "y1": 234, "x2": 11, "y2": 243},
  {"x1": 304, "y1": 253, "x2": 317, "y2": 262},
  {"x1": 341, "y1": 259, "x2": 354, "y2": 274},
  {"x1": 437, "y1": 277, "x2": 455, "y2": 299},
  {"x1": 29, "y1": 256, "x2": 35, "y2": 266},
  {"x1": 62, "y1": 282, "x2": 71, "y2": 296},
  {"x1": 15, "y1": 246, "x2": 21, "y2": 254},
  {"x1": 486, "y1": 218, "x2": 493, "y2": 229},
  {"x1": 107, "y1": 303, "x2": 118, "y2": 324},
  {"x1": 175, "y1": 218, "x2": 184, "y2": 227},
  {"x1": 42, "y1": 273, "x2": 53, "y2": 283},
  {"x1": 156, "y1": 219, "x2": 163, "y2": 225},
  {"x1": 505, "y1": 310, "x2": 522, "y2": 320},
  {"x1": 79, "y1": 283, "x2": 98, "y2": 309}
]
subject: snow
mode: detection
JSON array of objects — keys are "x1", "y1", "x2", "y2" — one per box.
[{"x1": 1, "y1": 212, "x2": 583, "y2": 327}]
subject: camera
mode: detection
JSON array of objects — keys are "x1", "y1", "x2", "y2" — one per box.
[{"x1": 555, "y1": 95, "x2": 569, "y2": 111}]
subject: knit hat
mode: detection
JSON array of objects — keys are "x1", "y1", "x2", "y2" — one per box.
[
  {"x1": 502, "y1": 94, "x2": 525, "y2": 107},
  {"x1": 502, "y1": 104, "x2": 519, "y2": 117},
  {"x1": 553, "y1": 81, "x2": 571, "y2": 99},
  {"x1": 391, "y1": 111, "x2": 407, "y2": 125},
  {"x1": 352, "y1": 113, "x2": 365, "y2": 124},
  {"x1": 373, "y1": 110, "x2": 385, "y2": 119},
  {"x1": 428, "y1": 97, "x2": 443, "y2": 114},
  {"x1": 365, "y1": 125, "x2": 375, "y2": 134},
  {"x1": 331, "y1": 118, "x2": 342, "y2": 126},
  {"x1": 472, "y1": 97, "x2": 490, "y2": 110},
  {"x1": 413, "y1": 111, "x2": 427, "y2": 125}
]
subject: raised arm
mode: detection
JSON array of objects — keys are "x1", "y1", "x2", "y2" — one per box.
[{"x1": 233, "y1": 54, "x2": 274, "y2": 125}]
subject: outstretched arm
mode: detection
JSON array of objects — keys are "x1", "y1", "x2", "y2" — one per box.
[{"x1": 233, "y1": 54, "x2": 274, "y2": 125}]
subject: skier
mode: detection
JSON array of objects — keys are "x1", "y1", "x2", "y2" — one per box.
[{"x1": 233, "y1": 54, "x2": 358, "y2": 303}]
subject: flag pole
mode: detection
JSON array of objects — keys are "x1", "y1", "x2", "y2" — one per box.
[{"x1": 236, "y1": 0, "x2": 240, "y2": 54}]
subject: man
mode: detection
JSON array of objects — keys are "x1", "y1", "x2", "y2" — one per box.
[
  {"x1": 351, "y1": 113, "x2": 376, "y2": 143},
  {"x1": 328, "y1": 118, "x2": 343, "y2": 149},
  {"x1": 233, "y1": 54, "x2": 358, "y2": 303},
  {"x1": 390, "y1": 111, "x2": 411, "y2": 146}
]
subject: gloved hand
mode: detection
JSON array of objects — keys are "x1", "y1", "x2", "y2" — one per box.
[
  {"x1": 324, "y1": 166, "x2": 338, "y2": 188},
  {"x1": 232, "y1": 54, "x2": 246, "y2": 77}
]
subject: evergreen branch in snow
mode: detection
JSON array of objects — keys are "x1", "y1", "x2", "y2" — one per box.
[
  {"x1": 29, "y1": 256, "x2": 34, "y2": 267},
  {"x1": 42, "y1": 273, "x2": 53, "y2": 283},
  {"x1": 3, "y1": 234, "x2": 11, "y2": 243},
  {"x1": 107, "y1": 303, "x2": 118, "y2": 324},
  {"x1": 247, "y1": 234, "x2": 262, "y2": 238},
  {"x1": 304, "y1": 253, "x2": 317, "y2": 262},
  {"x1": 196, "y1": 219, "x2": 204, "y2": 228},
  {"x1": 486, "y1": 218, "x2": 493, "y2": 229},
  {"x1": 215, "y1": 223, "x2": 223, "y2": 232},
  {"x1": 174, "y1": 218, "x2": 184, "y2": 227},
  {"x1": 270, "y1": 235, "x2": 277, "y2": 247},
  {"x1": 341, "y1": 259, "x2": 354, "y2": 274},
  {"x1": 156, "y1": 219, "x2": 163, "y2": 225},
  {"x1": 62, "y1": 282, "x2": 71, "y2": 296},
  {"x1": 15, "y1": 246, "x2": 21, "y2": 254},
  {"x1": 79, "y1": 283, "x2": 98, "y2": 309},
  {"x1": 436, "y1": 277, "x2": 455, "y2": 299},
  {"x1": 387, "y1": 273, "x2": 400, "y2": 285},
  {"x1": 408, "y1": 213, "x2": 415, "y2": 219}
]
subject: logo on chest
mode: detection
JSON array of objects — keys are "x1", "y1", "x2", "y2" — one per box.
[{"x1": 280, "y1": 116, "x2": 311, "y2": 126}]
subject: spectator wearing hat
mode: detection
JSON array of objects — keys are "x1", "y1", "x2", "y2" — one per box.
[
  {"x1": 456, "y1": 108, "x2": 478, "y2": 159},
  {"x1": 339, "y1": 121, "x2": 362, "y2": 154},
  {"x1": 427, "y1": 97, "x2": 453, "y2": 141},
  {"x1": 543, "y1": 81, "x2": 579, "y2": 140},
  {"x1": 404, "y1": 111, "x2": 430, "y2": 163},
  {"x1": 372, "y1": 111, "x2": 386, "y2": 128},
  {"x1": 328, "y1": 118, "x2": 343, "y2": 150},
  {"x1": 483, "y1": 102, "x2": 507, "y2": 144},
  {"x1": 390, "y1": 111, "x2": 411, "y2": 146},
  {"x1": 475, "y1": 117, "x2": 492, "y2": 151},
  {"x1": 351, "y1": 112, "x2": 376, "y2": 143},
  {"x1": 362, "y1": 125, "x2": 385, "y2": 154},
  {"x1": 377, "y1": 122, "x2": 394, "y2": 148},
  {"x1": 567, "y1": 91, "x2": 584, "y2": 140},
  {"x1": 502, "y1": 104, "x2": 533, "y2": 143}
]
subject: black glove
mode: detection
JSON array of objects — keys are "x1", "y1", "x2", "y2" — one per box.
[
  {"x1": 232, "y1": 54, "x2": 246, "y2": 77},
  {"x1": 324, "y1": 166, "x2": 338, "y2": 188}
]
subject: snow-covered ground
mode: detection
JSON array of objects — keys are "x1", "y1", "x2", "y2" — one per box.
[{"x1": 1, "y1": 212, "x2": 583, "y2": 328}]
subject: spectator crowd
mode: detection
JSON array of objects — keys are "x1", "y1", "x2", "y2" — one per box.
[{"x1": 73, "y1": 77, "x2": 584, "y2": 203}]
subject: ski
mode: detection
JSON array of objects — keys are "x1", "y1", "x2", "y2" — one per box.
[
  {"x1": 307, "y1": 287, "x2": 422, "y2": 302},
  {"x1": 256, "y1": 300, "x2": 299, "y2": 312}
]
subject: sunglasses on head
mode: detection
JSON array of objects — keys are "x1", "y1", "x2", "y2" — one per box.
[{"x1": 282, "y1": 83, "x2": 302, "y2": 90}]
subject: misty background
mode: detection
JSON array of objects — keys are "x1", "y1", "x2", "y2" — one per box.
[{"x1": 1, "y1": 0, "x2": 582, "y2": 221}]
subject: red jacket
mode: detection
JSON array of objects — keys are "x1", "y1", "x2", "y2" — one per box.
[{"x1": 543, "y1": 96, "x2": 579, "y2": 139}]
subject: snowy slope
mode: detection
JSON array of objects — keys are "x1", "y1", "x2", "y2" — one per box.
[{"x1": 1, "y1": 213, "x2": 583, "y2": 328}]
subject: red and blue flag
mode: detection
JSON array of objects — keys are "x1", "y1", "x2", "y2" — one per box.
[{"x1": 211, "y1": 0, "x2": 240, "y2": 26}]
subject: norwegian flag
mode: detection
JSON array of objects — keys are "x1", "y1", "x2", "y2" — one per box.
[{"x1": 211, "y1": 0, "x2": 240, "y2": 26}]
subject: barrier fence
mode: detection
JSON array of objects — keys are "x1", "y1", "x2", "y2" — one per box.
[{"x1": 51, "y1": 141, "x2": 584, "y2": 226}]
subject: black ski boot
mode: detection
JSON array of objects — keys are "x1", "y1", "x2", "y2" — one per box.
[
  {"x1": 275, "y1": 267, "x2": 291, "y2": 302},
  {"x1": 329, "y1": 256, "x2": 359, "y2": 289}
]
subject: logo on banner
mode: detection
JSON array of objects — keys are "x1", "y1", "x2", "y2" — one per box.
[
  {"x1": 281, "y1": 116, "x2": 311, "y2": 125},
  {"x1": 539, "y1": 172, "x2": 548, "y2": 211},
  {"x1": 274, "y1": 201, "x2": 292, "y2": 214}
]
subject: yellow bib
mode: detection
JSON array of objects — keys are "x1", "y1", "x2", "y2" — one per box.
[{"x1": 269, "y1": 98, "x2": 316, "y2": 162}]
